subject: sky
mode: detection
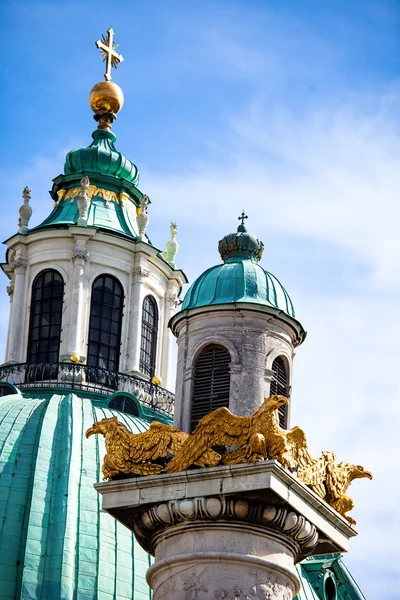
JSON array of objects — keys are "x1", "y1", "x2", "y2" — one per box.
[{"x1": 1, "y1": 0, "x2": 400, "y2": 597}]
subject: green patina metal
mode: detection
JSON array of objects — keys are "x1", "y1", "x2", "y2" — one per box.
[
  {"x1": 31, "y1": 194, "x2": 141, "y2": 241},
  {"x1": 182, "y1": 223, "x2": 296, "y2": 318},
  {"x1": 182, "y1": 258, "x2": 296, "y2": 316},
  {"x1": 297, "y1": 555, "x2": 366, "y2": 599},
  {"x1": 0, "y1": 390, "x2": 160, "y2": 600},
  {"x1": 65, "y1": 130, "x2": 139, "y2": 186}
]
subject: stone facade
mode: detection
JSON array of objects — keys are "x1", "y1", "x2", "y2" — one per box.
[
  {"x1": 170, "y1": 304, "x2": 305, "y2": 431},
  {"x1": 2, "y1": 226, "x2": 185, "y2": 390}
]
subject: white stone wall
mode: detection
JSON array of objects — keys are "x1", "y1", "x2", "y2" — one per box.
[
  {"x1": 2, "y1": 228, "x2": 185, "y2": 391},
  {"x1": 172, "y1": 304, "x2": 304, "y2": 431}
]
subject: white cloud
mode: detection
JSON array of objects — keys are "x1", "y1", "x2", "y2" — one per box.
[{"x1": 141, "y1": 92, "x2": 400, "y2": 598}]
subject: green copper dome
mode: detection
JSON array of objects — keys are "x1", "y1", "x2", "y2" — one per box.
[
  {"x1": 0, "y1": 390, "x2": 154, "y2": 599},
  {"x1": 65, "y1": 130, "x2": 139, "y2": 186},
  {"x1": 182, "y1": 223, "x2": 295, "y2": 318}
]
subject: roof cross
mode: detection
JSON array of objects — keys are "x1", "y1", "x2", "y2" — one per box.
[
  {"x1": 95, "y1": 28, "x2": 124, "y2": 82},
  {"x1": 238, "y1": 210, "x2": 248, "y2": 227}
]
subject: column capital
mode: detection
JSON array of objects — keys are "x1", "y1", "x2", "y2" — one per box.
[
  {"x1": 72, "y1": 249, "x2": 90, "y2": 262},
  {"x1": 12, "y1": 257, "x2": 27, "y2": 274},
  {"x1": 133, "y1": 266, "x2": 150, "y2": 278},
  {"x1": 165, "y1": 292, "x2": 180, "y2": 309},
  {"x1": 134, "y1": 496, "x2": 318, "y2": 560}
]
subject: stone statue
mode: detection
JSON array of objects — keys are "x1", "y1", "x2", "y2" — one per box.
[
  {"x1": 18, "y1": 186, "x2": 32, "y2": 234},
  {"x1": 77, "y1": 176, "x2": 91, "y2": 226},
  {"x1": 163, "y1": 222, "x2": 179, "y2": 266},
  {"x1": 137, "y1": 194, "x2": 150, "y2": 240}
]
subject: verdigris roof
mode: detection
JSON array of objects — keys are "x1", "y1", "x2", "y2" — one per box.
[
  {"x1": 0, "y1": 391, "x2": 151, "y2": 600},
  {"x1": 64, "y1": 130, "x2": 139, "y2": 185},
  {"x1": 181, "y1": 224, "x2": 296, "y2": 318}
]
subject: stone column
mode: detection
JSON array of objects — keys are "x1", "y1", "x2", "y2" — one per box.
[
  {"x1": 95, "y1": 462, "x2": 356, "y2": 600},
  {"x1": 67, "y1": 246, "x2": 89, "y2": 360},
  {"x1": 160, "y1": 291, "x2": 179, "y2": 390},
  {"x1": 7, "y1": 257, "x2": 27, "y2": 363},
  {"x1": 125, "y1": 266, "x2": 149, "y2": 375}
]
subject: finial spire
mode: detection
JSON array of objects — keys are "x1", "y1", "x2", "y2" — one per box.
[
  {"x1": 95, "y1": 28, "x2": 124, "y2": 82},
  {"x1": 89, "y1": 28, "x2": 124, "y2": 131},
  {"x1": 237, "y1": 210, "x2": 248, "y2": 233}
]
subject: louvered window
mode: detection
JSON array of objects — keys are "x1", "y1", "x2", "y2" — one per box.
[
  {"x1": 87, "y1": 275, "x2": 124, "y2": 372},
  {"x1": 139, "y1": 296, "x2": 158, "y2": 378},
  {"x1": 27, "y1": 269, "x2": 64, "y2": 365},
  {"x1": 190, "y1": 345, "x2": 231, "y2": 432},
  {"x1": 109, "y1": 395, "x2": 139, "y2": 416},
  {"x1": 270, "y1": 356, "x2": 289, "y2": 428}
]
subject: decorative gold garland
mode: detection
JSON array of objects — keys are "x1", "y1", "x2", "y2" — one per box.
[{"x1": 55, "y1": 186, "x2": 134, "y2": 208}]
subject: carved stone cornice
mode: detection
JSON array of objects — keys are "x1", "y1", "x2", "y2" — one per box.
[
  {"x1": 132, "y1": 496, "x2": 318, "y2": 559},
  {"x1": 12, "y1": 257, "x2": 28, "y2": 274}
]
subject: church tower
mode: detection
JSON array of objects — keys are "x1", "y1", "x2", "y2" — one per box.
[
  {"x1": 170, "y1": 214, "x2": 306, "y2": 433},
  {"x1": 0, "y1": 30, "x2": 186, "y2": 600},
  {"x1": 0, "y1": 30, "x2": 366, "y2": 600}
]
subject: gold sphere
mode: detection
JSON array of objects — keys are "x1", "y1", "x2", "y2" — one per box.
[
  {"x1": 89, "y1": 81, "x2": 124, "y2": 114},
  {"x1": 70, "y1": 353, "x2": 80, "y2": 363}
]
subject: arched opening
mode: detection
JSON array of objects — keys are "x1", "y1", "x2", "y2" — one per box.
[
  {"x1": 324, "y1": 575, "x2": 337, "y2": 600},
  {"x1": 190, "y1": 344, "x2": 231, "y2": 432},
  {"x1": 87, "y1": 275, "x2": 124, "y2": 373},
  {"x1": 270, "y1": 356, "x2": 289, "y2": 428},
  {"x1": 109, "y1": 395, "x2": 139, "y2": 416},
  {"x1": 139, "y1": 295, "x2": 158, "y2": 378},
  {"x1": 27, "y1": 269, "x2": 64, "y2": 365}
]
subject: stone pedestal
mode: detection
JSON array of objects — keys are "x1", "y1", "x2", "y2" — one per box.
[{"x1": 95, "y1": 462, "x2": 356, "y2": 600}]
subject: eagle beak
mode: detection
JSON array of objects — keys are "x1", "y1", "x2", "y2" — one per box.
[
  {"x1": 279, "y1": 396, "x2": 288, "y2": 406},
  {"x1": 85, "y1": 426, "x2": 95, "y2": 439},
  {"x1": 364, "y1": 470, "x2": 373, "y2": 480}
]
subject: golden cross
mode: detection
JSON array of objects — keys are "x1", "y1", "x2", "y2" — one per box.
[{"x1": 95, "y1": 28, "x2": 124, "y2": 82}]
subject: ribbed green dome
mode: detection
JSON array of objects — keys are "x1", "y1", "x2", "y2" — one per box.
[
  {"x1": 182, "y1": 257, "x2": 295, "y2": 317},
  {"x1": 65, "y1": 130, "x2": 139, "y2": 186},
  {"x1": 0, "y1": 391, "x2": 152, "y2": 599}
]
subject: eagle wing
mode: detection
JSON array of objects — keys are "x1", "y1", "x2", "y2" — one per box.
[
  {"x1": 298, "y1": 454, "x2": 331, "y2": 499},
  {"x1": 325, "y1": 461, "x2": 349, "y2": 502},
  {"x1": 165, "y1": 407, "x2": 253, "y2": 473},
  {"x1": 282, "y1": 426, "x2": 314, "y2": 469},
  {"x1": 128, "y1": 422, "x2": 178, "y2": 462}
]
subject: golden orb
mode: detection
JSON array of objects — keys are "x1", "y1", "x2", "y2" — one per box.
[
  {"x1": 89, "y1": 81, "x2": 124, "y2": 114},
  {"x1": 151, "y1": 375, "x2": 162, "y2": 386},
  {"x1": 70, "y1": 353, "x2": 80, "y2": 363}
]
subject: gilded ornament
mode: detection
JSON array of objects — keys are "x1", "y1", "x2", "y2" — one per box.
[
  {"x1": 87, "y1": 395, "x2": 372, "y2": 523},
  {"x1": 85, "y1": 417, "x2": 221, "y2": 479}
]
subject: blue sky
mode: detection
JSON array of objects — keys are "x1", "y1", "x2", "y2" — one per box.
[{"x1": 1, "y1": 1, "x2": 400, "y2": 597}]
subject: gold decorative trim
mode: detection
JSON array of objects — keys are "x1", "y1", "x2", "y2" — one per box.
[{"x1": 54, "y1": 186, "x2": 136, "y2": 208}]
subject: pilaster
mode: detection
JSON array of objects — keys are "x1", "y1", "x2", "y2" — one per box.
[
  {"x1": 7, "y1": 257, "x2": 28, "y2": 363},
  {"x1": 125, "y1": 264, "x2": 150, "y2": 375}
]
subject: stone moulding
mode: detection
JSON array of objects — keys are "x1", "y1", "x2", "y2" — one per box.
[{"x1": 133, "y1": 496, "x2": 319, "y2": 559}]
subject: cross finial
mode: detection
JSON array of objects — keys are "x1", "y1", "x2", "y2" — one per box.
[
  {"x1": 238, "y1": 210, "x2": 248, "y2": 226},
  {"x1": 95, "y1": 28, "x2": 124, "y2": 82}
]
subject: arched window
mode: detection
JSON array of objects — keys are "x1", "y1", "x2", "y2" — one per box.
[
  {"x1": 139, "y1": 296, "x2": 158, "y2": 378},
  {"x1": 191, "y1": 345, "x2": 231, "y2": 432},
  {"x1": 270, "y1": 356, "x2": 289, "y2": 428},
  {"x1": 109, "y1": 395, "x2": 139, "y2": 416},
  {"x1": 87, "y1": 275, "x2": 124, "y2": 373},
  {"x1": 27, "y1": 269, "x2": 64, "y2": 364}
]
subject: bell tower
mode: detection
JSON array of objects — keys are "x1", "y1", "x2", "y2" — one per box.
[{"x1": 170, "y1": 216, "x2": 306, "y2": 432}]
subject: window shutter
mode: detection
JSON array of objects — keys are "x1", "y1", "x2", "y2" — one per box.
[
  {"x1": 270, "y1": 356, "x2": 289, "y2": 429},
  {"x1": 191, "y1": 345, "x2": 231, "y2": 431}
]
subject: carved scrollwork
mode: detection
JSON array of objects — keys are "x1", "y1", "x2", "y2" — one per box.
[
  {"x1": 12, "y1": 257, "x2": 28, "y2": 274},
  {"x1": 132, "y1": 496, "x2": 318, "y2": 559}
]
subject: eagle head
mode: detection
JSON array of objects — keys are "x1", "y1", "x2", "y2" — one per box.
[
  {"x1": 351, "y1": 464, "x2": 373, "y2": 481},
  {"x1": 85, "y1": 416, "x2": 119, "y2": 438},
  {"x1": 264, "y1": 395, "x2": 288, "y2": 410}
]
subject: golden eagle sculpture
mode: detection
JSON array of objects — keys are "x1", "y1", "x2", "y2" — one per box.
[
  {"x1": 165, "y1": 395, "x2": 313, "y2": 473},
  {"x1": 85, "y1": 416, "x2": 221, "y2": 479},
  {"x1": 298, "y1": 451, "x2": 373, "y2": 524}
]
